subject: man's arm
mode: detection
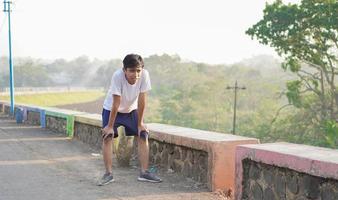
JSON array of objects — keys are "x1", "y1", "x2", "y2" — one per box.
[
  {"x1": 137, "y1": 92, "x2": 147, "y2": 135},
  {"x1": 102, "y1": 94, "x2": 121, "y2": 139}
]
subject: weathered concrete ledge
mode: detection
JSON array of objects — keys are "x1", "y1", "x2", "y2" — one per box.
[
  {"x1": 0, "y1": 101, "x2": 83, "y2": 137},
  {"x1": 44, "y1": 107, "x2": 84, "y2": 137},
  {"x1": 2, "y1": 101, "x2": 338, "y2": 199},
  {"x1": 2, "y1": 102, "x2": 12, "y2": 116},
  {"x1": 0, "y1": 101, "x2": 260, "y2": 193},
  {"x1": 148, "y1": 123, "x2": 259, "y2": 192},
  {"x1": 74, "y1": 113, "x2": 102, "y2": 127},
  {"x1": 235, "y1": 142, "x2": 338, "y2": 199},
  {"x1": 0, "y1": 101, "x2": 45, "y2": 126},
  {"x1": 0, "y1": 102, "x2": 5, "y2": 113},
  {"x1": 24, "y1": 105, "x2": 45, "y2": 127},
  {"x1": 73, "y1": 113, "x2": 103, "y2": 150}
]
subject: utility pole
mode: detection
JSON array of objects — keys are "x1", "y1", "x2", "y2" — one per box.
[
  {"x1": 226, "y1": 80, "x2": 246, "y2": 135},
  {"x1": 3, "y1": 0, "x2": 14, "y2": 114}
]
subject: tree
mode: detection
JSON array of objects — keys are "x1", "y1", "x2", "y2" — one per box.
[
  {"x1": 14, "y1": 58, "x2": 52, "y2": 87},
  {"x1": 246, "y1": 0, "x2": 338, "y2": 147}
]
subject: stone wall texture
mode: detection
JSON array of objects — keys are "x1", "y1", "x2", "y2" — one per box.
[
  {"x1": 74, "y1": 122, "x2": 102, "y2": 150},
  {"x1": 53, "y1": 121, "x2": 210, "y2": 187},
  {"x1": 4, "y1": 105, "x2": 10, "y2": 115},
  {"x1": 242, "y1": 159, "x2": 338, "y2": 200},
  {"x1": 149, "y1": 139, "x2": 208, "y2": 184},
  {"x1": 26, "y1": 111, "x2": 40, "y2": 125},
  {"x1": 46, "y1": 115, "x2": 67, "y2": 135},
  {"x1": 73, "y1": 122, "x2": 209, "y2": 185}
]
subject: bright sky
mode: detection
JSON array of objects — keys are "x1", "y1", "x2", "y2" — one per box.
[{"x1": 0, "y1": 0, "x2": 298, "y2": 64}]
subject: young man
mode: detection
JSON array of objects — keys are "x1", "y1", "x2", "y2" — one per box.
[{"x1": 98, "y1": 54, "x2": 162, "y2": 186}]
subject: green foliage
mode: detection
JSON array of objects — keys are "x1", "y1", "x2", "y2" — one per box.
[
  {"x1": 247, "y1": 0, "x2": 338, "y2": 148},
  {"x1": 1, "y1": 51, "x2": 335, "y2": 148},
  {"x1": 14, "y1": 59, "x2": 52, "y2": 87},
  {"x1": 247, "y1": 0, "x2": 338, "y2": 61},
  {"x1": 247, "y1": 0, "x2": 338, "y2": 117},
  {"x1": 286, "y1": 80, "x2": 302, "y2": 107},
  {"x1": 144, "y1": 54, "x2": 290, "y2": 139},
  {"x1": 263, "y1": 105, "x2": 337, "y2": 148},
  {"x1": 322, "y1": 120, "x2": 338, "y2": 148},
  {"x1": 282, "y1": 58, "x2": 301, "y2": 72}
]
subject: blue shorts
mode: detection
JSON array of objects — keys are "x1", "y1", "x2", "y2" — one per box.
[{"x1": 102, "y1": 109, "x2": 148, "y2": 139}]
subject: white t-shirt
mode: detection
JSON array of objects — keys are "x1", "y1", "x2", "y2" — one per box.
[{"x1": 103, "y1": 68, "x2": 151, "y2": 113}]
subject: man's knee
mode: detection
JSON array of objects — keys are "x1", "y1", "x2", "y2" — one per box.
[
  {"x1": 103, "y1": 137, "x2": 113, "y2": 144},
  {"x1": 137, "y1": 135, "x2": 148, "y2": 145},
  {"x1": 138, "y1": 130, "x2": 148, "y2": 140}
]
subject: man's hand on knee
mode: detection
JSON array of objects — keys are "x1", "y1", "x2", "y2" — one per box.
[
  {"x1": 102, "y1": 126, "x2": 114, "y2": 140},
  {"x1": 138, "y1": 124, "x2": 148, "y2": 138}
]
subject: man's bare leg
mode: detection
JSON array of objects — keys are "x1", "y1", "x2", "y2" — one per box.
[
  {"x1": 98, "y1": 137, "x2": 114, "y2": 186},
  {"x1": 103, "y1": 137, "x2": 113, "y2": 173},
  {"x1": 137, "y1": 136, "x2": 162, "y2": 182},
  {"x1": 137, "y1": 136, "x2": 149, "y2": 172}
]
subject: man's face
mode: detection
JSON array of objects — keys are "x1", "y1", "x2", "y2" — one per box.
[{"x1": 123, "y1": 66, "x2": 143, "y2": 84}]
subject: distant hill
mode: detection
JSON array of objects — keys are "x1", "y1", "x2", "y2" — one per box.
[
  {"x1": 234, "y1": 54, "x2": 295, "y2": 79},
  {"x1": 236, "y1": 55, "x2": 281, "y2": 69}
]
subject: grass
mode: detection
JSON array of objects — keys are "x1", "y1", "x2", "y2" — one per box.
[{"x1": 0, "y1": 91, "x2": 105, "y2": 107}]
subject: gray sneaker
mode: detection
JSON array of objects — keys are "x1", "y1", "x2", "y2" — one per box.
[
  {"x1": 137, "y1": 170, "x2": 162, "y2": 183},
  {"x1": 97, "y1": 172, "x2": 114, "y2": 186}
]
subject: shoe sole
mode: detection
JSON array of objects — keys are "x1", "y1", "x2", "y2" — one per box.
[
  {"x1": 137, "y1": 177, "x2": 162, "y2": 183},
  {"x1": 98, "y1": 178, "x2": 115, "y2": 186}
]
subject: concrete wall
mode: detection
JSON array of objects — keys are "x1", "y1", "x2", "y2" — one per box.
[
  {"x1": 241, "y1": 159, "x2": 337, "y2": 200},
  {"x1": 236, "y1": 143, "x2": 338, "y2": 200},
  {"x1": 26, "y1": 110, "x2": 41, "y2": 125},
  {"x1": 149, "y1": 139, "x2": 208, "y2": 184},
  {"x1": 74, "y1": 121, "x2": 103, "y2": 150},
  {"x1": 6, "y1": 102, "x2": 338, "y2": 199},
  {"x1": 0, "y1": 101, "x2": 259, "y2": 194},
  {"x1": 46, "y1": 115, "x2": 67, "y2": 135},
  {"x1": 72, "y1": 116, "x2": 259, "y2": 192}
]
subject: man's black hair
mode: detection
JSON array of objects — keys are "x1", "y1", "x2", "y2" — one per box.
[{"x1": 123, "y1": 54, "x2": 144, "y2": 69}]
